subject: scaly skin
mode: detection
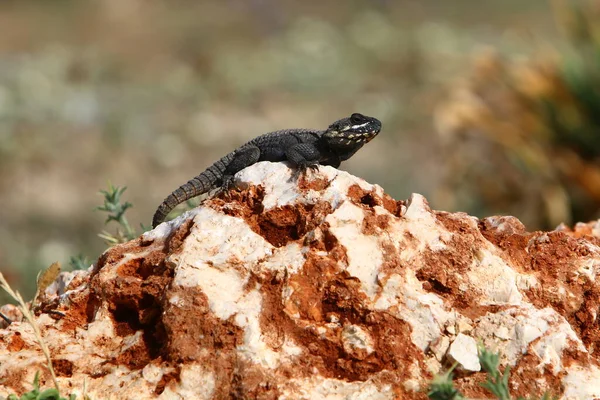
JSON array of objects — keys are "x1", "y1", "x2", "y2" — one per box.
[{"x1": 152, "y1": 113, "x2": 382, "y2": 227}]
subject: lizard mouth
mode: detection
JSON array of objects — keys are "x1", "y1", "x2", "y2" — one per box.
[{"x1": 364, "y1": 131, "x2": 379, "y2": 142}]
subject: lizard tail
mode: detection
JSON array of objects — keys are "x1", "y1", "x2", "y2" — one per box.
[
  {"x1": 152, "y1": 177, "x2": 207, "y2": 228},
  {"x1": 152, "y1": 161, "x2": 228, "y2": 228}
]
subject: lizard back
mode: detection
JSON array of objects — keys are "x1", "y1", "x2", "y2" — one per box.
[{"x1": 151, "y1": 113, "x2": 381, "y2": 227}]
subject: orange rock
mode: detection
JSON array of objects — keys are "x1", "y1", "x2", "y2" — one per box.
[{"x1": 1, "y1": 162, "x2": 600, "y2": 399}]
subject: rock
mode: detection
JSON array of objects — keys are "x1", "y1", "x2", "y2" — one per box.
[
  {"x1": 1, "y1": 162, "x2": 600, "y2": 399},
  {"x1": 429, "y1": 335, "x2": 450, "y2": 363},
  {"x1": 0, "y1": 305, "x2": 22, "y2": 329},
  {"x1": 447, "y1": 333, "x2": 480, "y2": 372}
]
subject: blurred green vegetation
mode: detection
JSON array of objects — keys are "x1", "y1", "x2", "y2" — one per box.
[
  {"x1": 436, "y1": 0, "x2": 600, "y2": 229},
  {"x1": 0, "y1": 0, "x2": 564, "y2": 300}
]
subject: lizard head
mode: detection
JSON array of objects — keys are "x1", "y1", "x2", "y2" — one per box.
[{"x1": 322, "y1": 113, "x2": 382, "y2": 148}]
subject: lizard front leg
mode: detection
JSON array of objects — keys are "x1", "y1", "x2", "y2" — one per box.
[
  {"x1": 285, "y1": 143, "x2": 322, "y2": 171},
  {"x1": 222, "y1": 146, "x2": 261, "y2": 190},
  {"x1": 284, "y1": 143, "x2": 324, "y2": 182}
]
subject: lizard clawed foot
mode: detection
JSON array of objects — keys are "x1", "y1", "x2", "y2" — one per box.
[
  {"x1": 219, "y1": 176, "x2": 236, "y2": 198},
  {"x1": 292, "y1": 162, "x2": 319, "y2": 181}
]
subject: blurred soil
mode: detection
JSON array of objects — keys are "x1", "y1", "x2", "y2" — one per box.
[{"x1": 0, "y1": 0, "x2": 556, "y2": 299}]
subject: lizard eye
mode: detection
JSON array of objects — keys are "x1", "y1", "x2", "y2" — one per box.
[{"x1": 350, "y1": 113, "x2": 366, "y2": 124}]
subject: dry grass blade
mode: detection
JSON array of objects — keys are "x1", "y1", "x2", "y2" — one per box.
[
  {"x1": 0, "y1": 272, "x2": 60, "y2": 392},
  {"x1": 32, "y1": 261, "x2": 61, "y2": 310},
  {"x1": 83, "y1": 377, "x2": 91, "y2": 400}
]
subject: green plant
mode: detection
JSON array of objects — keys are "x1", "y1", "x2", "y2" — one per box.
[
  {"x1": 96, "y1": 183, "x2": 136, "y2": 245},
  {"x1": 427, "y1": 363, "x2": 464, "y2": 400},
  {"x1": 478, "y1": 346, "x2": 511, "y2": 400},
  {"x1": 427, "y1": 346, "x2": 556, "y2": 400},
  {"x1": 68, "y1": 254, "x2": 90, "y2": 271},
  {"x1": 6, "y1": 372, "x2": 76, "y2": 400}
]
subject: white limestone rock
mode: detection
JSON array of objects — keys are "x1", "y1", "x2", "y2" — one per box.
[{"x1": 1, "y1": 162, "x2": 600, "y2": 399}]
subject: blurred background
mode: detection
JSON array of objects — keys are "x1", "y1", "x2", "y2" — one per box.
[{"x1": 1, "y1": 0, "x2": 599, "y2": 299}]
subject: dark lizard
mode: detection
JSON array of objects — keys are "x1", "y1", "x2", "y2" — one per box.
[{"x1": 152, "y1": 113, "x2": 382, "y2": 227}]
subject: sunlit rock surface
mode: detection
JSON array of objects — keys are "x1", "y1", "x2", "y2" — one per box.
[{"x1": 1, "y1": 162, "x2": 600, "y2": 399}]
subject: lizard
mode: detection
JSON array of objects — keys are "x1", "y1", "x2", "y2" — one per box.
[{"x1": 152, "y1": 112, "x2": 382, "y2": 227}]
